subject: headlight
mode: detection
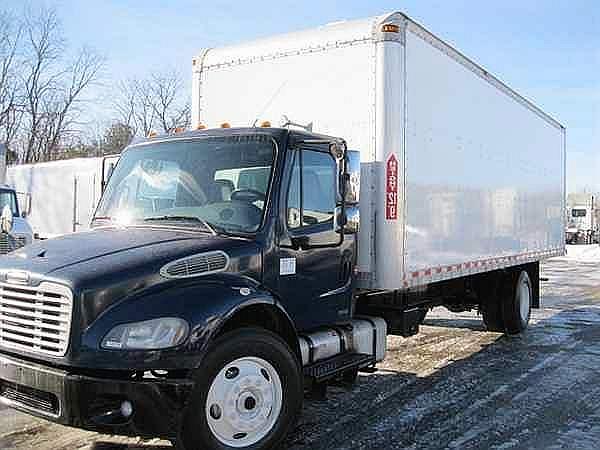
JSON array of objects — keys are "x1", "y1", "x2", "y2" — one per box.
[{"x1": 101, "y1": 318, "x2": 189, "y2": 350}]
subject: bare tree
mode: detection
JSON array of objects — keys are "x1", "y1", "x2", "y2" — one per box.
[
  {"x1": 10, "y1": 6, "x2": 104, "y2": 163},
  {"x1": 0, "y1": 10, "x2": 23, "y2": 153},
  {"x1": 150, "y1": 70, "x2": 190, "y2": 133},
  {"x1": 114, "y1": 70, "x2": 190, "y2": 137},
  {"x1": 43, "y1": 47, "x2": 104, "y2": 160},
  {"x1": 114, "y1": 78, "x2": 156, "y2": 137},
  {"x1": 103, "y1": 121, "x2": 134, "y2": 154}
]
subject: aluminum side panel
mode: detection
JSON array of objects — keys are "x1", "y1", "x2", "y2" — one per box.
[{"x1": 402, "y1": 30, "x2": 565, "y2": 277}]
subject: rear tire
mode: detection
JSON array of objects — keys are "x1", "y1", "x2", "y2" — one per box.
[
  {"x1": 176, "y1": 328, "x2": 303, "y2": 450},
  {"x1": 502, "y1": 270, "x2": 532, "y2": 335},
  {"x1": 481, "y1": 277, "x2": 505, "y2": 332}
]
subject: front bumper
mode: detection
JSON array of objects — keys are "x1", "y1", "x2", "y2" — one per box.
[{"x1": 0, "y1": 353, "x2": 194, "y2": 438}]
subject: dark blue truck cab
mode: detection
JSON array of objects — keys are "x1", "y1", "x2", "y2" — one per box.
[{"x1": 0, "y1": 128, "x2": 381, "y2": 449}]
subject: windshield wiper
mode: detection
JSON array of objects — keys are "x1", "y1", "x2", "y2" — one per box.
[{"x1": 143, "y1": 215, "x2": 220, "y2": 235}]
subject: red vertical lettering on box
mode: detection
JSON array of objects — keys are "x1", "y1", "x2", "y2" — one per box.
[{"x1": 386, "y1": 154, "x2": 398, "y2": 220}]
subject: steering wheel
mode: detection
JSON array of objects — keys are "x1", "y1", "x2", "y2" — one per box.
[{"x1": 230, "y1": 189, "x2": 266, "y2": 203}]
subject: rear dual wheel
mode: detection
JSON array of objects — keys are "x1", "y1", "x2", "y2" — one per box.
[
  {"x1": 482, "y1": 269, "x2": 532, "y2": 335},
  {"x1": 175, "y1": 328, "x2": 303, "y2": 450}
]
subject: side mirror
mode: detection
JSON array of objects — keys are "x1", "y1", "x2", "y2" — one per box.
[
  {"x1": 334, "y1": 205, "x2": 360, "y2": 234},
  {"x1": 1, "y1": 205, "x2": 13, "y2": 234},
  {"x1": 21, "y1": 211, "x2": 27, "y2": 219},
  {"x1": 344, "y1": 151, "x2": 360, "y2": 204},
  {"x1": 344, "y1": 205, "x2": 360, "y2": 233}
]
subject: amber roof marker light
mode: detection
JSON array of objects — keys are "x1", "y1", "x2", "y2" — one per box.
[{"x1": 381, "y1": 23, "x2": 400, "y2": 33}]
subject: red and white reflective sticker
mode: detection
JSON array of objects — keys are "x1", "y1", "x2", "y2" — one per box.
[{"x1": 386, "y1": 154, "x2": 399, "y2": 220}]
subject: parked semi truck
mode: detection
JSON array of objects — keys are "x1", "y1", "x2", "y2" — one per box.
[
  {"x1": 0, "y1": 144, "x2": 34, "y2": 253},
  {"x1": 0, "y1": 12, "x2": 565, "y2": 450}
]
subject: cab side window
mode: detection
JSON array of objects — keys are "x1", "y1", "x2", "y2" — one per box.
[{"x1": 286, "y1": 149, "x2": 336, "y2": 230}]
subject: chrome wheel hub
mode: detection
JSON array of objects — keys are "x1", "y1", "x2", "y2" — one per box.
[
  {"x1": 518, "y1": 277, "x2": 531, "y2": 322},
  {"x1": 206, "y1": 356, "x2": 282, "y2": 447}
]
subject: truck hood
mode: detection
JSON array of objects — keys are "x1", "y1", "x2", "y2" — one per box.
[
  {"x1": 0, "y1": 226, "x2": 263, "y2": 365},
  {"x1": 0, "y1": 227, "x2": 261, "y2": 289},
  {"x1": 0, "y1": 228, "x2": 216, "y2": 275}
]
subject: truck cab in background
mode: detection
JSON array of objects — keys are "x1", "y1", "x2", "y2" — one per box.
[
  {"x1": 0, "y1": 144, "x2": 34, "y2": 253},
  {"x1": 566, "y1": 194, "x2": 599, "y2": 244},
  {"x1": 0, "y1": 185, "x2": 33, "y2": 253}
]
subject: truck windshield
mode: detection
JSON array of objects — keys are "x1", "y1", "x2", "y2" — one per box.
[
  {"x1": 95, "y1": 135, "x2": 276, "y2": 234},
  {"x1": 0, "y1": 190, "x2": 18, "y2": 216}
]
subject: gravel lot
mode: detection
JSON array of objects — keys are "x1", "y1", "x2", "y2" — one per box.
[{"x1": 1, "y1": 246, "x2": 600, "y2": 449}]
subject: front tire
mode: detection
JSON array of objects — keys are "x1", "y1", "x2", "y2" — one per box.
[{"x1": 177, "y1": 328, "x2": 303, "y2": 450}]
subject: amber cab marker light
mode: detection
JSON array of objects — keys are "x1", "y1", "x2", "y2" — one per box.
[
  {"x1": 381, "y1": 23, "x2": 400, "y2": 33},
  {"x1": 173, "y1": 127, "x2": 185, "y2": 134},
  {"x1": 147, "y1": 131, "x2": 157, "y2": 138},
  {"x1": 196, "y1": 123, "x2": 206, "y2": 130},
  {"x1": 220, "y1": 122, "x2": 231, "y2": 128},
  {"x1": 260, "y1": 121, "x2": 271, "y2": 128}
]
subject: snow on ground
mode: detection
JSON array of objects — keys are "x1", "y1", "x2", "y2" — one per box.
[{"x1": 558, "y1": 244, "x2": 600, "y2": 262}]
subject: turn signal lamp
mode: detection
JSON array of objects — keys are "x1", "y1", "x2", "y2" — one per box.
[
  {"x1": 260, "y1": 121, "x2": 271, "y2": 128},
  {"x1": 381, "y1": 24, "x2": 400, "y2": 33},
  {"x1": 220, "y1": 122, "x2": 231, "y2": 128}
]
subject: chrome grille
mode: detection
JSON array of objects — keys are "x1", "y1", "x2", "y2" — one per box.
[
  {"x1": 0, "y1": 281, "x2": 73, "y2": 357},
  {"x1": 160, "y1": 251, "x2": 229, "y2": 278},
  {"x1": 0, "y1": 235, "x2": 27, "y2": 255}
]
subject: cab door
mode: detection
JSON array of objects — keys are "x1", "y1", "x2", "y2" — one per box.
[{"x1": 276, "y1": 144, "x2": 353, "y2": 331}]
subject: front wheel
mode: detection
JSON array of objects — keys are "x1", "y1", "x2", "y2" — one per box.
[{"x1": 176, "y1": 328, "x2": 303, "y2": 450}]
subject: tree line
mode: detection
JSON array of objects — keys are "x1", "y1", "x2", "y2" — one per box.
[{"x1": 0, "y1": 6, "x2": 190, "y2": 165}]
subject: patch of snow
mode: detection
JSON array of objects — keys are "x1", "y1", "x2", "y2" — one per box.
[{"x1": 554, "y1": 244, "x2": 600, "y2": 262}]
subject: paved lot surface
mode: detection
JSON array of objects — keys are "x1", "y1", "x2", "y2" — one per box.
[{"x1": 1, "y1": 247, "x2": 600, "y2": 449}]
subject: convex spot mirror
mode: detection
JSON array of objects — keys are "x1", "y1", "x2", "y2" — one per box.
[
  {"x1": 334, "y1": 205, "x2": 360, "y2": 234},
  {"x1": 1, "y1": 205, "x2": 13, "y2": 234},
  {"x1": 344, "y1": 151, "x2": 360, "y2": 204}
]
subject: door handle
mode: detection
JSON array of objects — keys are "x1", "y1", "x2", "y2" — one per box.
[{"x1": 290, "y1": 235, "x2": 309, "y2": 250}]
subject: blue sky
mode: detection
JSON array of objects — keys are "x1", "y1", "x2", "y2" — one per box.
[{"x1": 9, "y1": 0, "x2": 600, "y2": 192}]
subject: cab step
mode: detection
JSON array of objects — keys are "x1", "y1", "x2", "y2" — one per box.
[{"x1": 303, "y1": 352, "x2": 375, "y2": 383}]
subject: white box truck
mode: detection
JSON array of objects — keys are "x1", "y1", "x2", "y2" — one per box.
[
  {"x1": 6, "y1": 154, "x2": 120, "y2": 238},
  {"x1": 0, "y1": 12, "x2": 565, "y2": 450}
]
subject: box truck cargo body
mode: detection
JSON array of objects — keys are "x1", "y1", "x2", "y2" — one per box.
[
  {"x1": 7, "y1": 155, "x2": 120, "y2": 238},
  {"x1": 0, "y1": 12, "x2": 565, "y2": 450},
  {"x1": 192, "y1": 11, "x2": 565, "y2": 290}
]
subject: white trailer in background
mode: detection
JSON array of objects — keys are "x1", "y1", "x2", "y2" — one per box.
[
  {"x1": 6, "y1": 155, "x2": 119, "y2": 238},
  {"x1": 192, "y1": 11, "x2": 566, "y2": 291}
]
